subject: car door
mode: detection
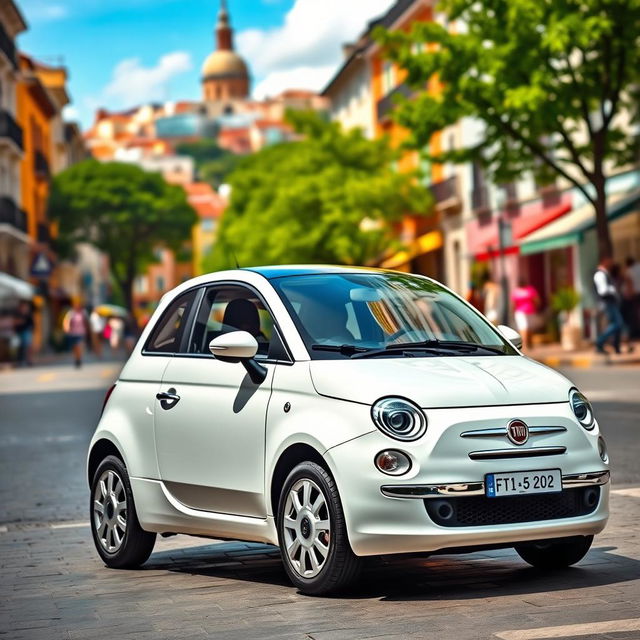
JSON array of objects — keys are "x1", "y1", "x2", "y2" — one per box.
[{"x1": 154, "y1": 283, "x2": 283, "y2": 518}]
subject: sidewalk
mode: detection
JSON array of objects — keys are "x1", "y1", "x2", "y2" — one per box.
[{"x1": 529, "y1": 341, "x2": 640, "y2": 369}]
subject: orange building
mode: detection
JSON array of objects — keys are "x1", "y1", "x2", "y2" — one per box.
[{"x1": 368, "y1": 0, "x2": 447, "y2": 278}]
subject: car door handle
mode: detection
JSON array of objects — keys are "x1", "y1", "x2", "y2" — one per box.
[{"x1": 156, "y1": 388, "x2": 180, "y2": 409}]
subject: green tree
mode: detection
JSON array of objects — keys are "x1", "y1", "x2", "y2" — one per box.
[
  {"x1": 376, "y1": 0, "x2": 640, "y2": 258},
  {"x1": 48, "y1": 160, "x2": 196, "y2": 310},
  {"x1": 205, "y1": 111, "x2": 431, "y2": 270},
  {"x1": 175, "y1": 139, "x2": 239, "y2": 188}
]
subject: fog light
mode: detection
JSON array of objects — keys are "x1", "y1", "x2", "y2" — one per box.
[
  {"x1": 598, "y1": 436, "x2": 609, "y2": 463},
  {"x1": 374, "y1": 450, "x2": 411, "y2": 476}
]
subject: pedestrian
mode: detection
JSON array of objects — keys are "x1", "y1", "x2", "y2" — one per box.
[
  {"x1": 63, "y1": 299, "x2": 88, "y2": 368},
  {"x1": 626, "y1": 257, "x2": 640, "y2": 338},
  {"x1": 593, "y1": 254, "x2": 624, "y2": 355},
  {"x1": 611, "y1": 263, "x2": 634, "y2": 353},
  {"x1": 13, "y1": 299, "x2": 35, "y2": 367},
  {"x1": 123, "y1": 313, "x2": 137, "y2": 354},
  {"x1": 512, "y1": 277, "x2": 540, "y2": 350},
  {"x1": 482, "y1": 271, "x2": 502, "y2": 325},
  {"x1": 89, "y1": 307, "x2": 106, "y2": 358}
]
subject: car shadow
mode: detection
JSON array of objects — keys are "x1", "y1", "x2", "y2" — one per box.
[{"x1": 144, "y1": 540, "x2": 640, "y2": 599}]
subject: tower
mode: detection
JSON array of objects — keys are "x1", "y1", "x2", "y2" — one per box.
[{"x1": 201, "y1": 0, "x2": 250, "y2": 103}]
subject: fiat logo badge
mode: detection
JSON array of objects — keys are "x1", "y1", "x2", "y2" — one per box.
[{"x1": 507, "y1": 419, "x2": 529, "y2": 445}]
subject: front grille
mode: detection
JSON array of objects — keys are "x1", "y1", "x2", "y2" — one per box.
[{"x1": 424, "y1": 486, "x2": 600, "y2": 527}]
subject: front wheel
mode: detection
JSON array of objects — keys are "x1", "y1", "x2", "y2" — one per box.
[
  {"x1": 515, "y1": 535, "x2": 593, "y2": 569},
  {"x1": 277, "y1": 461, "x2": 361, "y2": 595},
  {"x1": 90, "y1": 455, "x2": 156, "y2": 568}
]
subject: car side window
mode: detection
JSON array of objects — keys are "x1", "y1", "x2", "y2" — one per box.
[
  {"x1": 187, "y1": 285, "x2": 275, "y2": 359},
  {"x1": 144, "y1": 290, "x2": 197, "y2": 354}
]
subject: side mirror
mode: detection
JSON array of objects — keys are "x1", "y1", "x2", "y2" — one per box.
[
  {"x1": 209, "y1": 330, "x2": 258, "y2": 360},
  {"x1": 497, "y1": 325, "x2": 523, "y2": 350},
  {"x1": 208, "y1": 331, "x2": 267, "y2": 384}
]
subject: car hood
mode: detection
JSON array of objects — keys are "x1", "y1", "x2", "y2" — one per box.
[{"x1": 309, "y1": 355, "x2": 572, "y2": 408}]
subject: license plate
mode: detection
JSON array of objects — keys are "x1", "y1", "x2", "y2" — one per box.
[{"x1": 485, "y1": 469, "x2": 562, "y2": 498}]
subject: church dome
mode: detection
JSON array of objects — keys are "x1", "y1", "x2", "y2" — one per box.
[{"x1": 201, "y1": 50, "x2": 248, "y2": 79}]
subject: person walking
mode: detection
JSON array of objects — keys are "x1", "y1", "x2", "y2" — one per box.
[
  {"x1": 512, "y1": 277, "x2": 540, "y2": 350},
  {"x1": 611, "y1": 263, "x2": 635, "y2": 353},
  {"x1": 89, "y1": 307, "x2": 106, "y2": 358},
  {"x1": 13, "y1": 300, "x2": 35, "y2": 367},
  {"x1": 593, "y1": 254, "x2": 624, "y2": 355},
  {"x1": 63, "y1": 299, "x2": 88, "y2": 368}
]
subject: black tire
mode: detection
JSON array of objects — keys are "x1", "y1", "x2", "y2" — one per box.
[
  {"x1": 515, "y1": 535, "x2": 593, "y2": 569},
  {"x1": 90, "y1": 455, "x2": 156, "y2": 569},
  {"x1": 277, "y1": 461, "x2": 361, "y2": 595}
]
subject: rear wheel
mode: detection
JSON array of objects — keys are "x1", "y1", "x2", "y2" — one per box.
[
  {"x1": 515, "y1": 535, "x2": 593, "y2": 569},
  {"x1": 277, "y1": 461, "x2": 361, "y2": 595},
  {"x1": 90, "y1": 455, "x2": 156, "y2": 568}
]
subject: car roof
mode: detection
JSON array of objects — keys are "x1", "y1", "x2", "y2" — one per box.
[{"x1": 243, "y1": 265, "x2": 389, "y2": 280}]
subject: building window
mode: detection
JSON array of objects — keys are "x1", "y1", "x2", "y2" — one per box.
[{"x1": 156, "y1": 276, "x2": 165, "y2": 292}]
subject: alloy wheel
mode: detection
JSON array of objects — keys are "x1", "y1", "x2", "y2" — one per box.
[
  {"x1": 282, "y1": 478, "x2": 331, "y2": 578},
  {"x1": 93, "y1": 469, "x2": 127, "y2": 553}
]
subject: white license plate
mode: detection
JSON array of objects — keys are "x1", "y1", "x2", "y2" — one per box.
[{"x1": 485, "y1": 469, "x2": 562, "y2": 497}]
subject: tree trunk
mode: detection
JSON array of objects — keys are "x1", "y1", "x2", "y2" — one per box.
[{"x1": 593, "y1": 173, "x2": 613, "y2": 260}]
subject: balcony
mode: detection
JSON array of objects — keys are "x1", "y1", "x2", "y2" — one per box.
[
  {"x1": 34, "y1": 150, "x2": 50, "y2": 181},
  {"x1": 0, "y1": 196, "x2": 27, "y2": 234},
  {"x1": 430, "y1": 175, "x2": 461, "y2": 215},
  {"x1": 377, "y1": 82, "x2": 414, "y2": 121},
  {"x1": 0, "y1": 23, "x2": 18, "y2": 70},
  {"x1": 0, "y1": 109, "x2": 24, "y2": 151},
  {"x1": 539, "y1": 183, "x2": 562, "y2": 207}
]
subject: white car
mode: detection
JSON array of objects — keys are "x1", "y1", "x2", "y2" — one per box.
[{"x1": 88, "y1": 266, "x2": 609, "y2": 595}]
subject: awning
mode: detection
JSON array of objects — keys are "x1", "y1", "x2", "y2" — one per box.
[
  {"x1": 380, "y1": 230, "x2": 443, "y2": 269},
  {"x1": 0, "y1": 272, "x2": 34, "y2": 301},
  {"x1": 520, "y1": 188, "x2": 640, "y2": 256}
]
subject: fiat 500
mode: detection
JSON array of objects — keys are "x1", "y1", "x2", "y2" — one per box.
[{"x1": 88, "y1": 266, "x2": 609, "y2": 594}]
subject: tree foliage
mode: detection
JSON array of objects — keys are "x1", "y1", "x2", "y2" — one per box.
[
  {"x1": 205, "y1": 111, "x2": 431, "y2": 270},
  {"x1": 175, "y1": 139, "x2": 240, "y2": 188},
  {"x1": 376, "y1": 0, "x2": 640, "y2": 256},
  {"x1": 48, "y1": 160, "x2": 196, "y2": 309}
]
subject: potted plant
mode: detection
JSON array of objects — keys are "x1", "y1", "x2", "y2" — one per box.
[{"x1": 551, "y1": 287, "x2": 582, "y2": 351}]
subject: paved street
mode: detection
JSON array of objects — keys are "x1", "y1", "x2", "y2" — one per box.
[{"x1": 1, "y1": 359, "x2": 639, "y2": 639}]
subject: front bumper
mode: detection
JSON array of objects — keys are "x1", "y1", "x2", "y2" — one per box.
[{"x1": 326, "y1": 403, "x2": 610, "y2": 557}]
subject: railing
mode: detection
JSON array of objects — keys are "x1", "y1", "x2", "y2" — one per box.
[
  {"x1": 539, "y1": 183, "x2": 562, "y2": 207},
  {"x1": 37, "y1": 222, "x2": 50, "y2": 244},
  {"x1": 376, "y1": 82, "x2": 414, "y2": 121},
  {"x1": 0, "y1": 23, "x2": 18, "y2": 70},
  {"x1": 0, "y1": 196, "x2": 27, "y2": 233},
  {"x1": 0, "y1": 109, "x2": 24, "y2": 150},
  {"x1": 34, "y1": 150, "x2": 50, "y2": 180},
  {"x1": 430, "y1": 175, "x2": 461, "y2": 213}
]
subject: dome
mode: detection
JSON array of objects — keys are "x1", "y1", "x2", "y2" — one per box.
[{"x1": 201, "y1": 50, "x2": 248, "y2": 79}]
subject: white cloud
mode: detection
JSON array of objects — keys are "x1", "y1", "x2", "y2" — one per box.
[
  {"x1": 237, "y1": 0, "x2": 394, "y2": 97},
  {"x1": 62, "y1": 104, "x2": 80, "y2": 121},
  {"x1": 99, "y1": 52, "x2": 192, "y2": 109}
]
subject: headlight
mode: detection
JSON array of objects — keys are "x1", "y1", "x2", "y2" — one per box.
[
  {"x1": 570, "y1": 388, "x2": 595, "y2": 430},
  {"x1": 371, "y1": 397, "x2": 427, "y2": 441}
]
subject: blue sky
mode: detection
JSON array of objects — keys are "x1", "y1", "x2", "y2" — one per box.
[{"x1": 16, "y1": 0, "x2": 394, "y2": 129}]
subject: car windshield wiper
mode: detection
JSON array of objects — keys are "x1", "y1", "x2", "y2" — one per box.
[
  {"x1": 350, "y1": 339, "x2": 506, "y2": 359},
  {"x1": 311, "y1": 343, "x2": 370, "y2": 356}
]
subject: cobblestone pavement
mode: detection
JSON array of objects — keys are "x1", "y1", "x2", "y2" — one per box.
[{"x1": 0, "y1": 361, "x2": 639, "y2": 639}]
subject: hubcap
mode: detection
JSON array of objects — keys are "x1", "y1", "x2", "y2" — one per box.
[
  {"x1": 283, "y1": 478, "x2": 331, "y2": 578},
  {"x1": 93, "y1": 469, "x2": 127, "y2": 554}
]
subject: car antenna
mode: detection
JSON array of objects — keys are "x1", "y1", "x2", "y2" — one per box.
[{"x1": 229, "y1": 246, "x2": 240, "y2": 269}]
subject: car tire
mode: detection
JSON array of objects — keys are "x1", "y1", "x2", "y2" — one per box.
[
  {"x1": 90, "y1": 455, "x2": 156, "y2": 569},
  {"x1": 277, "y1": 461, "x2": 361, "y2": 595},
  {"x1": 515, "y1": 535, "x2": 594, "y2": 569}
]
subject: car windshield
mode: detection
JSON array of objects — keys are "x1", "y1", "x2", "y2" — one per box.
[{"x1": 271, "y1": 272, "x2": 517, "y2": 359}]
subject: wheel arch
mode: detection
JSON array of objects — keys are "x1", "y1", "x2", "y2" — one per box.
[
  {"x1": 269, "y1": 443, "x2": 331, "y2": 517},
  {"x1": 87, "y1": 438, "x2": 125, "y2": 487}
]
